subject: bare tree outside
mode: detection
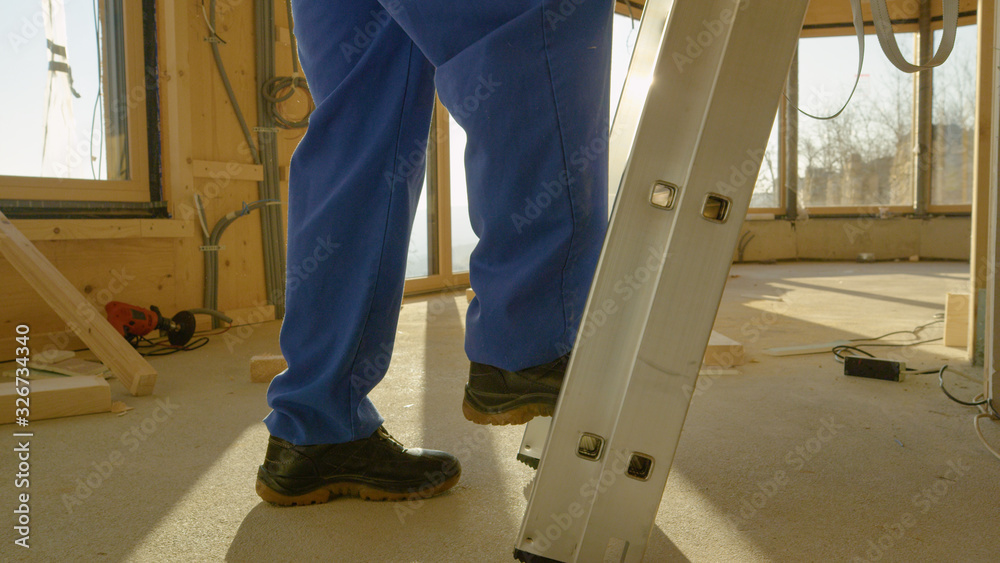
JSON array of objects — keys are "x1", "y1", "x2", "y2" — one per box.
[
  {"x1": 931, "y1": 25, "x2": 977, "y2": 206},
  {"x1": 797, "y1": 33, "x2": 917, "y2": 209}
]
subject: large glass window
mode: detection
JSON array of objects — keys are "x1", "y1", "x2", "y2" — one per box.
[
  {"x1": 751, "y1": 112, "x2": 781, "y2": 209},
  {"x1": 1, "y1": 0, "x2": 128, "y2": 180},
  {"x1": 0, "y1": 0, "x2": 149, "y2": 203},
  {"x1": 449, "y1": 117, "x2": 476, "y2": 274},
  {"x1": 931, "y1": 25, "x2": 977, "y2": 207},
  {"x1": 797, "y1": 33, "x2": 916, "y2": 209},
  {"x1": 405, "y1": 176, "x2": 430, "y2": 279}
]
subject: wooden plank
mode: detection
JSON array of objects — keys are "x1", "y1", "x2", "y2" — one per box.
[
  {"x1": 613, "y1": 0, "x2": 978, "y2": 37},
  {"x1": 0, "y1": 211, "x2": 157, "y2": 396},
  {"x1": 987, "y1": 0, "x2": 1000, "y2": 414},
  {"x1": 944, "y1": 293, "x2": 971, "y2": 347},
  {"x1": 9, "y1": 219, "x2": 194, "y2": 241},
  {"x1": 12, "y1": 220, "x2": 140, "y2": 241},
  {"x1": 192, "y1": 160, "x2": 265, "y2": 183},
  {"x1": 403, "y1": 273, "x2": 470, "y2": 296},
  {"x1": 971, "y1": 0, "x2": 995, "y2": 362},
  {"x1": 250, "y1": 354, "x2": 287, "y2": 383},
  {"x1": 0, "y1": 376, "x2": 111, "y2": 425},
  {"x1": 703, "y1": 331, "x2": 745, "y2": 367},
  {"x1": 139, "y1": 219, "x2": 196, "y2": 238}
]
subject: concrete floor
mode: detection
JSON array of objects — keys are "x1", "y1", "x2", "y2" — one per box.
[{"x1": 3, "y1": 261, "x2": 998, "y2": 562}]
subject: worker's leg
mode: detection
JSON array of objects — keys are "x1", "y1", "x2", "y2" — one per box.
[
  {"x1": 388, "y1": 1, "x2": 613, "y2": 372},
  {"x1": 263, "y1": 0, "x2": 436, "y2": 447}
]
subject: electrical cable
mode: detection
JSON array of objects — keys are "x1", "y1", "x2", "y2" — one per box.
[
  {"x1": 788, "y1": 0, "x2": 865, "y2": 121},
  {"x1": 203, "y1": 0, "x2": 260, "y2": 164},
  {"x1": 136, "y1": 334, "x2": 210, "y2": 356},
  {"x1": 260, "y1": 0, "x2": 312, "y2": 129},
  {"x1": 829, "y1": 321, "x2": 999, "y2": 462},
  {"x1": 973, "y1": 413, "x2": 1000, "y2": 461},
  {"x1": 935, "y1": 365, "x2": 987, "y2": 407},
  {"x1": 89, "y1": 0, "x2": 104, "y2": 180}
]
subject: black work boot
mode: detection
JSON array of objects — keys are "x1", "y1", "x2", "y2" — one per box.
[
  {"x1": 462, "y1": 355, "x2": 569, "y2": 425},
  {"x1": 256, "y1": 426, "x2": 460, "y2": 506}
]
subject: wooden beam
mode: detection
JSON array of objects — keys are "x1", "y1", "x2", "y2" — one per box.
[
  {"x1": 139, "y1": 219, "x2": 196, "y2": 238},
  {"x1": 986, "y1": 0, "x2": 1000, "y2": 416},
  {"x1": 404, "y1": 273, "x2": 470, "y2": 296},
  {"x1": 971, "y1": 0, "x2": 994, "y2": 363},
  {"x1": 613, "y1": 0, "x2": 979, "y2": 37},
  {"x1": 192, "y1": 160, "x2": 265, "y2": 183},
  {"x1": 0, "y1": 212, "x2": 157, "y2": 396},
  {"x1": 703, "y1": 331, "x2": 745, "y2": 368},
  {"x1": 250, "y1": 354, "x2": 287, "y2": 383},
  {"x1": 0, "y1": 376, "x2": 111, "y2": 424},
  {"x1": 945, "y1": 293, "x2": 971, "y2": 347},
  {"x1": 10, "y1": 219, "x2": 195, "y2": 242}
]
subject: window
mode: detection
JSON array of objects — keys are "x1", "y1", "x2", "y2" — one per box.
[
  {"x1": 405, "y1": 176, "x2": 430, "y2": 279},
  {"x1": 797, "y1": 33, "x2": 916, "y2": 210},
  {"x1": 931, "y1": 25, "x2": 977, "y2": 208},
  {"x1": 449, "y1": 117, "x2": 477, "y2": 274},
  {"x1": 0, "y1": 0, "x2": 151, "y2": 203},
  {"x1": 751, "y1": 112, "x2": 781, "y2": 209}
]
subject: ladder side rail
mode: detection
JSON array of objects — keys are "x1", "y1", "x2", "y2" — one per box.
[
  {"x1": 515, "y1": 0, "x2": 756, "y2": 560},
  {"x1": 574, "y1": 3, "x2": 810, "y2": 560},
  {"x1": 607, "y1": 1, "x2": 675, "y2": 211}
]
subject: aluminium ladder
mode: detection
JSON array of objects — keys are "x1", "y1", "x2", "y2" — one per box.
[{"x1": 513, "y1": 1, "x2": 810, "y2": 561}]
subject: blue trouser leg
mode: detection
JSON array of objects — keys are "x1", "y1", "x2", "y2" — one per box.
[
  {"x1": 265, "y1": 0, "x2": 612, "y2": 445},
  {"x1": 389, "y1": 0, "x2": 613, "y2": 371},
  {"x1": 264, "y1": 1, "x2": 436, "y2": 445}
]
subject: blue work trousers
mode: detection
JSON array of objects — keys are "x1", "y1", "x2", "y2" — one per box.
[{"x1": 265, "y1": 0, "x2": 612, "y2": 445}]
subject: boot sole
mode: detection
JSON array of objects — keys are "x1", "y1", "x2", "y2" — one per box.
[
  {"x1": 255, "y1": 472, "x2": 460, "y2": 507},
  {"x1": 462, "y1": 398, "x2": 554, "y2": 426}
]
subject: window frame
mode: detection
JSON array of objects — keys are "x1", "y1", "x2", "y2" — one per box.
[{"x1": 0, "y1": 0, "x2": 151, "y2": 204}]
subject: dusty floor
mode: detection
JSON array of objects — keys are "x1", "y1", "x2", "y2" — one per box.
[{"x1": 2, "y1": 261, "x2": 998, "y2": 562}]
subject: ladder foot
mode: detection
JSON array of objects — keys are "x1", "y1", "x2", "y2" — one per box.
[
  {"x1": 513, "y1": 548, "x2": 565, "y2": 563},
  {"x1": 516, "y1": 453, "x2": 540, "y2": 469}
]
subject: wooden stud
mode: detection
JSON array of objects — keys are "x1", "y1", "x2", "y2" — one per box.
[
  {"x1": 0, "y1": 211, "x2": 157, "y2": 396},
  {"x1": 944, "y1": 293, "x2": 971, "y2": 348},
  {"x1": 971, "y1": 0, "x2": 995, "y2": 362},
  {"x1": 250, "y1": 354, "x2": 287, "y2": 383},
  {"x1": 9, "y1": 219, "x2": 194, "y2": 242},
  {"x1": 703, "y1": 331, "x2": 745, "y2": 367},
  {"x1": 0, "y1": 376, "x2": 111, "y2": 425},
  {"x1": 192, "y1": 160, "x2": 265, "y2": 182}
]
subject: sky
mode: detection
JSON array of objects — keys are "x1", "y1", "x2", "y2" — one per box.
[{"x1": 1, "y1": 0, "x2": 106, "y2": 179}]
